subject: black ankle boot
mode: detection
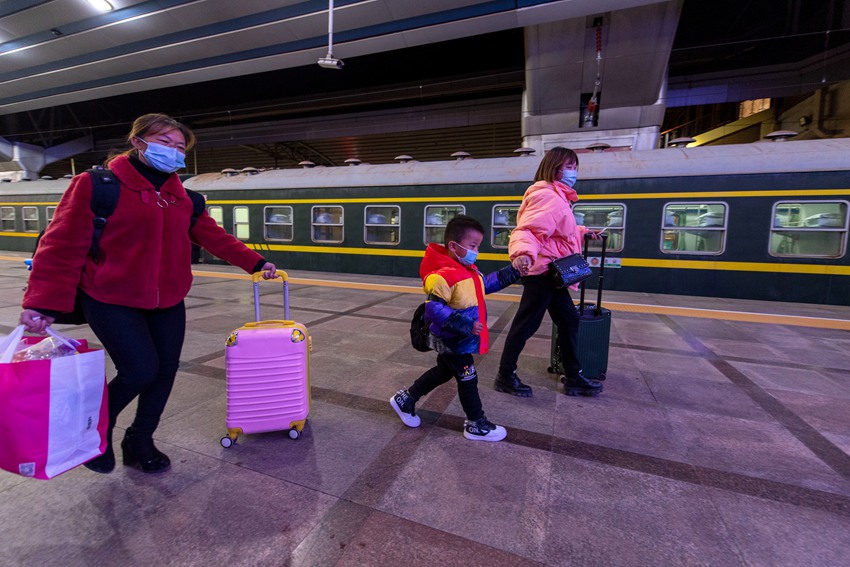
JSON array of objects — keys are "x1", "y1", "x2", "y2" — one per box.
[
  {"x1": 494, "y1": 372, "x2": 533, "y2": 397},
  {"x1": 83, "y1": 443, "x2": 115, "y2": 474},
  {"x1": 562, "y1": 372, "x2": 603, "y2": 397},
  {"x1": 84, "y1": 433, "x2": 115, "y2": 474},
  {"x1": 121, "y1": 427, "x2": 171, "y2": 473}
]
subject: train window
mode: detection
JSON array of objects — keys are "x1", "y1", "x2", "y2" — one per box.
[
  {"x1": 0, "y1": 207, "x2": 15, "y2": 231},
  {"x1": 208, "y1": 206, "x2": 224, "y2": 228},
  {"x1": 233, "y1": 206, "x2": 250, "y2": 239},
  {"x1": 312, "y1": 206, "x2": 344, "y2": 243},
  {"x1": 491, "y1": 205, "x2": 519, "y2": 249},
  {"x1": 364, "y1": 205, "x2": 400, "y2": 245},
  {"x1": 660, "y1": 202, "x2": 727, "y2": 255},
  {"x1": 22, "y1": 207, "x2": 39, "y2": 232},
  {"x1": 424, "y1": 205, "x2": 465, "y2": 245},
  {"x1": 46, "y1": 206, "x2": 56, "y2": 223},
  {"x1": 769, "y1": 201, "x2": 848, "y2": 258},
  {"x1": 265, "y1": 206, "x2": 294, "y2": 242},
  {"x1": 572, "y1": 203, "x2": 626, "y2": 253}
]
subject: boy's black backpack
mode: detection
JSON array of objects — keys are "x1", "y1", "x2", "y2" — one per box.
[
  {"x1": 33, "y1": 167, "x2": 206, "y2": 325},
  {"x1": 409, "y1": 302, "x2": 432, "y2": 352}
]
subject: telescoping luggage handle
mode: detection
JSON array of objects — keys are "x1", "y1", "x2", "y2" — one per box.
[
  {"x1": 579, "y1": 233, "x2": 608, "y2": 316},
  {"x1": 252, "y1": 271, "x2": 289, "y2": 322}
]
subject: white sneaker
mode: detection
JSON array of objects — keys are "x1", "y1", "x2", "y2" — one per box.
[
  {"x1": 463, "y1": 416, "x2": 506, "y2": 442},
  {"x1": 390, "y1": 390, "x2": 421, "y2": 428}
]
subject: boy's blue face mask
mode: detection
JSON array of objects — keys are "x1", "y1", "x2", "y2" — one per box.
[
  {"x1": 561, "y1": 168, "x2": 578, "y2": 187},
  {"x1": 452, "y1": 242, "x2": 478, "y2": 266},
  {"x1": 137, "y1": 138, "x2": 186, "y2": 174}
]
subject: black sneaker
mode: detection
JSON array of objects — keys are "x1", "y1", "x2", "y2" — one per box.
[
  {"x1": 390, "y1": 389, "x2": 421, "y2": 428},
  {"x1": 494, "y1": 372, "x2": 533, "y2": 397},
  {"x1": 463, "y1": 416, "x2": 507, "y2": 442},
  {"x1": 562, "y1": 372, "x2": 603, "y2": 397}
]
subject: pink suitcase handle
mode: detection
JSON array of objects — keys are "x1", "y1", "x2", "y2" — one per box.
[{"x1": 251, "y1": 271, "x2": 289, "y2": 322}]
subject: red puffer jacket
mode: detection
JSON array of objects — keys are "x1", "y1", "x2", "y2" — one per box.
[{"x1": 24, "y1": 155, "x2": 265, "y2": 313}]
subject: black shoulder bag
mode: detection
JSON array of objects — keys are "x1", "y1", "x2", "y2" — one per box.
[{"x1": 548, "y1": 253, "x2": 592, "y2": 288}]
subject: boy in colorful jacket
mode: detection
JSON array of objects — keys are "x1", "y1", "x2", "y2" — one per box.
[{"x1": 390, "y1": 215, "x2": 520, "y2": 442}]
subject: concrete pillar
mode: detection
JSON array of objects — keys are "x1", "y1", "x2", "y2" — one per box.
[
  {"x1": 522, "y1": 0, "x2": 682, "y2": 153},
  {"x1": 0, "y1": 135, "x2": 92, "y2": 179}
]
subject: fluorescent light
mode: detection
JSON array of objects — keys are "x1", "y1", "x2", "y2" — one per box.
[{"x1": 85, "y1": 0, "x2": 114, "y2": 11}]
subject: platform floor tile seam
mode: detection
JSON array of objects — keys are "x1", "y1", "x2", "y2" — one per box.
[{"x1": 658, "y1": 314, "x2": 850, "y2": 483}]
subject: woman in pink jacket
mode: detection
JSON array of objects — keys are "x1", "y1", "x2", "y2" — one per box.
[{"x1": 494, "y1": 147, "x2": 603, "y2": 397}]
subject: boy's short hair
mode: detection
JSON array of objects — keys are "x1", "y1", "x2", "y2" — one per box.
[{"x1": 444, "y1": 214, "x2": 484, "y2": 244}]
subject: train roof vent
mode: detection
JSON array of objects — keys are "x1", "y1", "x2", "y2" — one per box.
[
  {"x1": 298, "y1": 161, "x2": 316, "y2": 168},
  {"x1": 668, "y1": 137, "x2": 696, "y2": 148},
  {"x1": 765, "y1": 130, "x2": 798, "y2": 141},
  {"x1": 514, "y1": 147, "x2": 536, "y2": 156},
  {"x1": 344, "y1": 158, "x2": 362, "y2": 166},
  {"x1": 40, "y1": 175, "x2": 55, "y2": 180},
  {"x1": 241, "y1": 167, "x2": 260, "y2": 175},
  {"x1": 394, "y1": 154, "x2": 414, "y2": 163},
  {"x1": 451, "y1": 151, "x2": 471, "y2": 160},
  {"x1": 221, "y1": 168, "x2": 239, "y2": 176},
  {"x1": 585, "y1": 143, "x2": 610, "y2": 153}
]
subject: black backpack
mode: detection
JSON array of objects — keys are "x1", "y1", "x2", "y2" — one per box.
[
  {"x1": 409, "y1": 302, "x2": 432, "y2": 352},
  {"x1": 33, "y1": 167, "x2": 206, "y2": 324}
]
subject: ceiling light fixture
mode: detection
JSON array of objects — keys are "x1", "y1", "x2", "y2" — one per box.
[{"x1": 85, "y1": 0, "x2": 114, "y2": 11}]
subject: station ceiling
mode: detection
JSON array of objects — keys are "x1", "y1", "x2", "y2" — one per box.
[{"x1": 1, "y1": 0, "x2": 848, "y2": 173}]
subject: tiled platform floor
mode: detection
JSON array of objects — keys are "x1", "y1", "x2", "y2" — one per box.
[{"x1": 1, "y1": 260, "x2": 849, "y2": 566}]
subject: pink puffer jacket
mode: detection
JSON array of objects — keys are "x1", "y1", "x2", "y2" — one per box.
[{"x1": 508, "y1": 180, "x2": 588, "y2": 276}]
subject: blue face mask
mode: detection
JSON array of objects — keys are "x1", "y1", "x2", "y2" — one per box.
[
  {"x1": 453, "y1": 242, "x2": 478, "y2": 266},
  {"x1": 561, "y1": 169, "x2": 578, "y2": 187},
  {"x1": 137, "y1": 138, "x2": 186, "y2": 174}
]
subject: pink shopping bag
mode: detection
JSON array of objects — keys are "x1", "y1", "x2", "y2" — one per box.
[{"x1": 0, "y1": 326, "x2": 107, "y2": 479}]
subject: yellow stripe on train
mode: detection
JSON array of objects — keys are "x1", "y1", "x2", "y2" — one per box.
[
  {"x1": 199, "y1": 188, "x2": 850, "y2": 205},
  {"x1": 4, "y1": 188, "x2": 848, "y2": 208},
  {"x1": 245, "y1": 243, "x2": 850, "y2": 276}
]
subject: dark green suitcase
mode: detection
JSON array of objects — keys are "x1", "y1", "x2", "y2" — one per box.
[
  {"x1": 549, "y1": 304, "x2": 611, "y2": 380},
  {"x1": 548, "y1": 234, "x2": 611, "y2": 381}
]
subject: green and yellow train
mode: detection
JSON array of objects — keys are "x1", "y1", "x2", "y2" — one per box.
[{"x1": 2, "y1": 138, "x2": 849, "y2": 305}]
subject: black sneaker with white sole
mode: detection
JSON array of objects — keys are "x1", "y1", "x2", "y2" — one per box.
[
  {"x1": 390, "y1": 389, "x2": 421, "y2": 428},
  {"x1": 463, "y1": 416, "x2": 507, "y2": 442}
]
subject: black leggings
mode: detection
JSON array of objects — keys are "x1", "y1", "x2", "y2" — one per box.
[
  {"x1": 408, "y1": 352, "x2": 483, "y2": 421},
  {"x1": 498, "y1": 273, "x2": 581, "y2": 379},
  {"x1": 80, "y1": 293, "x2": 186, "y2": 436}
]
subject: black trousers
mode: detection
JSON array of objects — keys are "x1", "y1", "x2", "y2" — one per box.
[
  {"x1": 408, "y1": 352, "x2": 483, "y2": 421},
  {"x1": 81, "y1": 293, "x2": 186, "y2": 436},
  {"x1": 498, "y1": 273, "x2": 581, "y2": 379}
]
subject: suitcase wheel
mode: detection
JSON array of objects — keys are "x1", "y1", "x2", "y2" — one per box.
[
  {"x1": 221, "y1": 427, "x2": 242, "y2": 448},
  {"x1": 288, "y1": 429, "x2": 300, "y2": 440}
]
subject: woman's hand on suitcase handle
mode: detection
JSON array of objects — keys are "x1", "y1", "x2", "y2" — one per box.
[
  {"x1": 20, "y1": 309, "x2": 54, "y2": 334},
  {"x1": 260, "y1": 262, "x2": 279, "y2": 280}
]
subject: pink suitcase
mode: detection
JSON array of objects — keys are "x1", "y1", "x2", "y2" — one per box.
[{"x1": 221, "y1": 271, "x2": 311, "y2": 447}]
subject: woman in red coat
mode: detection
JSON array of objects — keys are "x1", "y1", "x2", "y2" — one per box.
[{"x1": 20, "y1": 113, "x2": 278, "y2": 475}]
